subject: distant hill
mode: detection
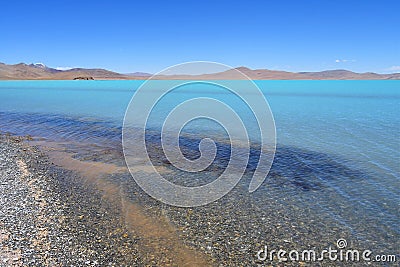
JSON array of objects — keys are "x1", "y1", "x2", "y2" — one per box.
[
  {"x1": 1, "y1": 62, "x2": 399, "y2": 80},
  {"x1": 296, "y1": 69, "x2": 397, "y2": 80},
  {"x1": 0, "y1": 63, "x2": 135, "y2": 80},
  {"x1": 125, "y1": 72, "x2": 152, "y2": 77}
]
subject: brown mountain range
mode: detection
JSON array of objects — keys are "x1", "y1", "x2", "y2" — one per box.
[{"x1": 1, "y1": 62, "x2": 399, "y2": 80}]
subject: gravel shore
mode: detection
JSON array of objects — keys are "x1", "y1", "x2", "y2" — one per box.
[
  {"x1": 0, "y1": 135, "x2": 144, "y2": 266},
  {"x1": 1, "y1": 134, "x2": 396, "y2": 266}
]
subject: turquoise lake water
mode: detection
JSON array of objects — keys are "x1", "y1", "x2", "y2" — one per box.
[{"x1": 0, "y1": 80, "x2": 399, "y2": 255}]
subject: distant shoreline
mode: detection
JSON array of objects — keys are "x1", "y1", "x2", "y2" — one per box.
[
  {"x1": 1, "y1": 78, "x2": 400, "y2": 81},
  {"x1": 1, "y1": 62, "x2": 399, "y2": 80}
]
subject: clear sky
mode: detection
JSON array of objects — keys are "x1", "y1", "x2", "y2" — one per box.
[{"x1": 1, "y1": 0, "x2": 399, "y2": 73}]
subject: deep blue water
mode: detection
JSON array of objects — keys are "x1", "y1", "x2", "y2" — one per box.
[{"x1": 0, "y1": 80, "x2": 399, "y2": 251}]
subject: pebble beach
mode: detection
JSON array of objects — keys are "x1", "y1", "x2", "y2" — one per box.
[
  {"x1": 0, "y1": 135, "x2": 144, "y2": 266},
  {"x1": 2, "y1": 134, "x2": 396, "y2": 266}
]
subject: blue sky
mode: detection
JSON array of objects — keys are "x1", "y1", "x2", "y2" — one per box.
[{"x1": 1, "y1": 0, "x2": 399, "y2": 73}]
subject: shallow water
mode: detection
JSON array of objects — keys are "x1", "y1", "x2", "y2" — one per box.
[{"x1": 0, "y1": 80, "x2": 399, "y2": 264}]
